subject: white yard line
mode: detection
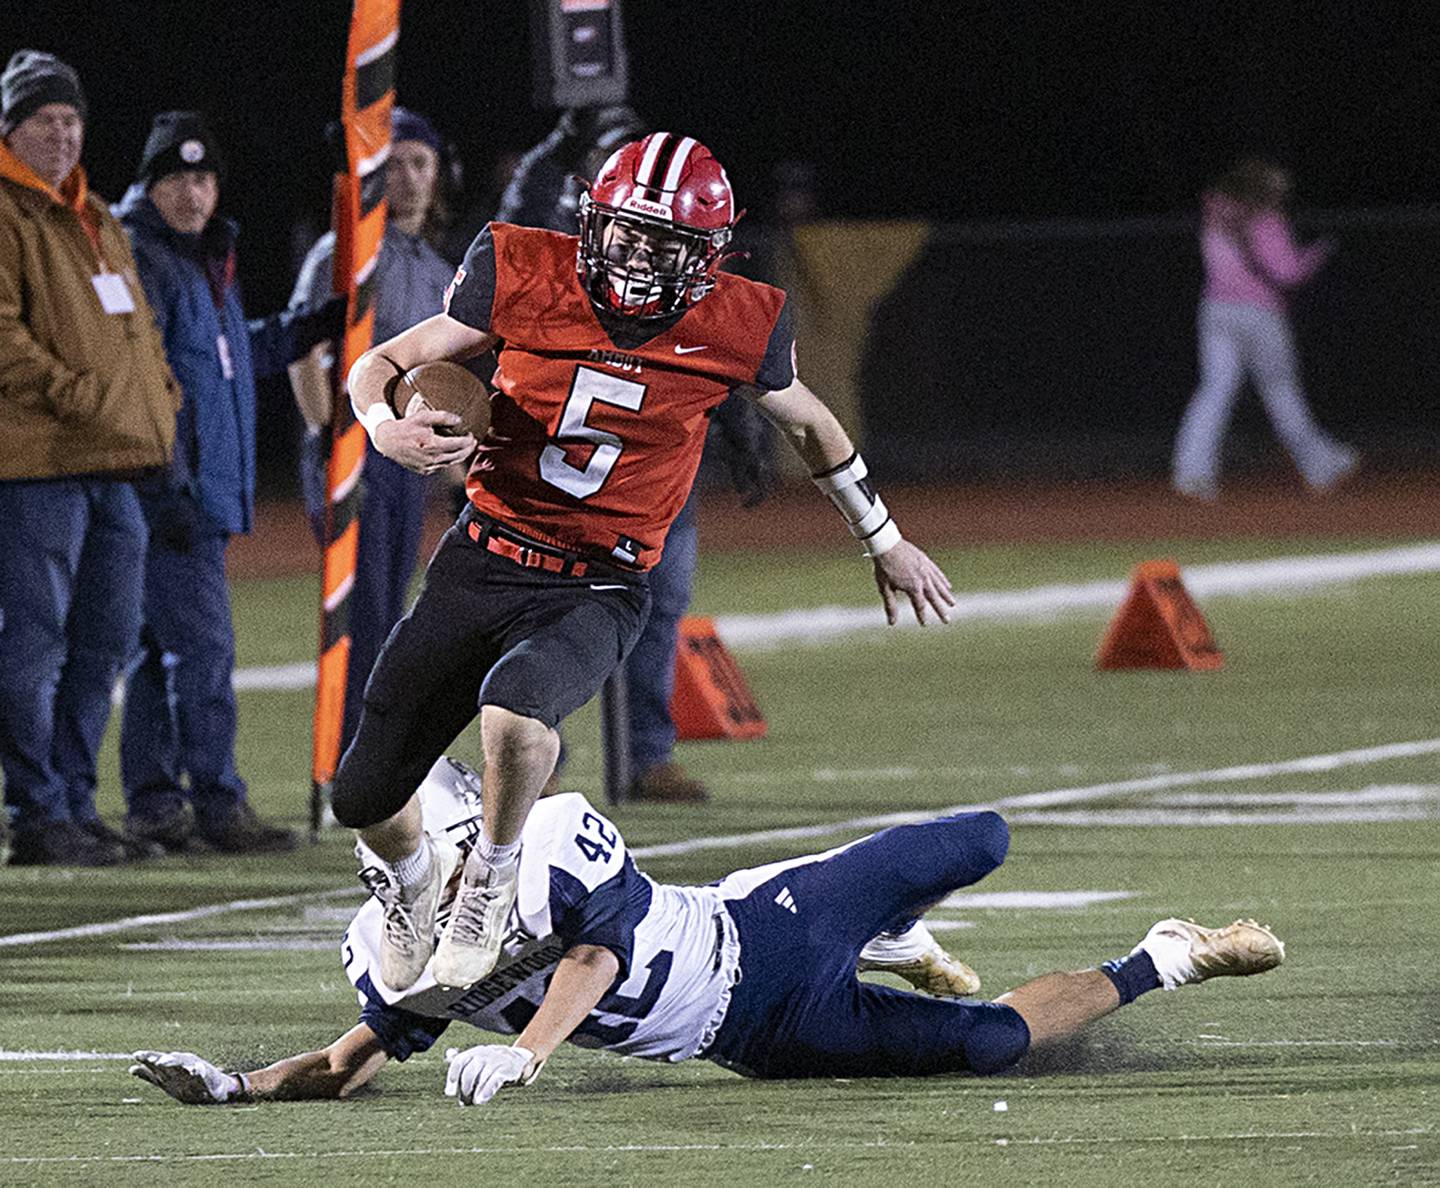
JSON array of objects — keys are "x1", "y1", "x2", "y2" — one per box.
[
  {"x1": 632, "y1": 738, "x2": 1440, "y2": 857},
  {"x1": 119, "y1": 938, "x2": 335, "y2": 952},
  {"x1": 939, "y1": 890, "x2": 1137, "y2": 909},
  {"x1": 1007, "y1": 805, "x2": 1440, "y2": 827},
  {"x1": 3, "y1": 1129, "x2": 1430, "y2": 1164},
  {"x1": 0, "y1": 887, "x2": 362, "y2": 949},
  {"x1": 719, "y1": 541, "x2": 1440, "y2": 651},
  {"x1": 0, "y1": 1051, "x2": 133, "y2": 1062},
  {"x1": 3, "y1": 740, "x2": 1437, "y2": 950},
  {"x1": 232, "y1": 542, "x2": 1440, "y2": 688},
  {"x1": 1151, "y1": 784, "x2": 1440, "y2": 806},
  {"x1": 1182, "y1": 1039, "x2": 1439, "y2": 1048}
]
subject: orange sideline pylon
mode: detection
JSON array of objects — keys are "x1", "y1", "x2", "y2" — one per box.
[
  {"x1": 1095, "y1": 560, "x2": 1223, "y2": 670},
  {"x1": 671, "y1": 617, "x2": 768, "y2": 740}
]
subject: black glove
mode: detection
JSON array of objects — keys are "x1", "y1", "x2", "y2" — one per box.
[
  {"x1": 711, "y1": 395, "x2": 778, "y2": 508},
  {"x1": 293, "y1": 295, "x2": 348, "y2": 356},
  {"x1": 317, "y1": 294, "x2": 348, "y2": 342},
  {"x1": 724, "y1": 443, "x2": 778, "y2": 508},
  {"x1": 150, "y1": 489, "x2": 201, "y2": 554}
]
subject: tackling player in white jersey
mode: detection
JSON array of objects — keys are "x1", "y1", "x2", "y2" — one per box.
[{"x1": 132, "y1": 759, "x2": 1284, "y2": 1106}]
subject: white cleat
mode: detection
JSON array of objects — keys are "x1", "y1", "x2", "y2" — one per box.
[
  {"x1": 372, "y1": 837, "x2": 445, "y2": 992},
  {"x1": 432, "y1": 851, "x2": 518, "y2": 989},
  {"x1": 858, "y1": 920, "x2": 981, "y2": 997},
  {"x1": 1136, "y1": 917, "x2": 1285, "y2": 991}
]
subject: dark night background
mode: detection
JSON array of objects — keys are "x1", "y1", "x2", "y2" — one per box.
[
  {"x1": 6, "y1": 1, "x2": 1437, "y2": 311},
  {"x1": 5, "y1": 1, "x2": 1437, "y2": 480}
]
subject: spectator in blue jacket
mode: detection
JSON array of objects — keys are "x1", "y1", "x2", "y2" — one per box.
[{"x1": 116, "y1": 111, "x2": 341, "y2": 854}]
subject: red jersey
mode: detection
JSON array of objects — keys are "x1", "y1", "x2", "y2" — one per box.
[{"x1": 443, "y1": 223, "x2": 793, "y2": 569}]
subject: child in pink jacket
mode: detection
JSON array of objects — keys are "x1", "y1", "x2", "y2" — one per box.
[{"x1": 1172, "y1": 158, "x2": 1357, "y2": 499}]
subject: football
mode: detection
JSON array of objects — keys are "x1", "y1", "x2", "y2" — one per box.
[{"x1": 396, "y1": 361, "x2": 491, "y2": 441}]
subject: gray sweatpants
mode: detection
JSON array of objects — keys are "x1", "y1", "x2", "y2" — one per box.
[{"x1": 1172, "y1": 298, "x2": 1355, "y2": 497}]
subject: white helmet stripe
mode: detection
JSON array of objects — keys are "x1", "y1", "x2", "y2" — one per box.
[
  {"x1": 661, "y1": 136, "x2": 698, "y2": 193},
  {"x1": 636, "y1": 132, "x2": 669, "y2": 187}
]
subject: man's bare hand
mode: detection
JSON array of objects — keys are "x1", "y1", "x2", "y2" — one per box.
[
  {"x1": 873, "y1": 540, "x2": 955, "y2": 626},
  {"x1": 372, "y1": 400, "x2": 476, "y2": 474}
]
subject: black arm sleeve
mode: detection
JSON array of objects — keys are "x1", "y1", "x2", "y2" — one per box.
[{"x1": 444, "y1": 225, "x2": 499, "y2": 333}]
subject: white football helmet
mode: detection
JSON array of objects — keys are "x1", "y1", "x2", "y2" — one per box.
[
  {"x1": 416, "y1": 756, "x2": 485, "y2": 845},
  {"x1": 354, "y1": 757, "x2": 483, "y2": 873}
]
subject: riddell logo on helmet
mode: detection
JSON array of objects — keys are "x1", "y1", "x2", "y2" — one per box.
[{"x1": 621, "y1": 195, "x2": 673, "y2": 220}]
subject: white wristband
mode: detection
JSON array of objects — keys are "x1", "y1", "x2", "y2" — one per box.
[
  {"x1": 812, "y1": 452, "x2": 903, "y2": 558},
  {"x1": 354, "y1": 398, "x2": 397, "y2": 439},
  {"x1": 861, "y1": 519, "x2": 903, "y2": 558}
]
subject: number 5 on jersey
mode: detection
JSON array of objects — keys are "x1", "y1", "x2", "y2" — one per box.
[{"x1": 540, "y1": 367, "x2": 647, "y2": 500}]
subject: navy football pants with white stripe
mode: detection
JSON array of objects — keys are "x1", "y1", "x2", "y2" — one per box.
[{"x1": 706, "y1": 811, "x2": 1031, "y2": 1078}]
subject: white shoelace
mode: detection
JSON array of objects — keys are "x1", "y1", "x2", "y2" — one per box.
[
  {"x1": 381, "y1": 891, "x2": 425, "y2": 954},
  {"x1": 446, "y1": 878, "x2": 506, "y2": 946}
]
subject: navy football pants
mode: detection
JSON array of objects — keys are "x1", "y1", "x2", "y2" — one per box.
[{"x1": 707, "y1": 811, "x2": 1031, "y2": 1079}]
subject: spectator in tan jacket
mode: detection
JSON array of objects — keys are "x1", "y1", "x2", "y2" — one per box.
[{"x1": 0, "y1": 49, "x2": 180, "y2": 866}]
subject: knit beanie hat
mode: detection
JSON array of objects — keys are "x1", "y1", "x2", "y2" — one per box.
[
  {"x1": 138, "y1": 111, "x2": 224, "y2": 186},
  {"x1": 391, "y1": 106, "x2": 443, "y2": 155},
  {"x1": 0, "y1": 50, "x2": 86, "y2": 133}
]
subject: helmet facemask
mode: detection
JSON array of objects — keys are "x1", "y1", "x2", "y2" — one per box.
[{"x1": 577, "y1": 193, "x2": 731, "y2": 320}]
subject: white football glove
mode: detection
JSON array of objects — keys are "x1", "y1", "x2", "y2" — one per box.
[
  {"x1": 444, "y1": 1044, "x2": 543, "y2": 1106},
  {"x1": 130, "y1": 1050, "x2": 246, "y2": 1105}
]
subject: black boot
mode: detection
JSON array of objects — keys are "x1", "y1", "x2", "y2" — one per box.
[
  {"x1": 80, "y1": 816, "x2": 165, "y2": 861},
  {"x1": 10, "y1": 820, "x2": 125, "y2": 867},
  {"x1": 197, "y1": 803, "x2": 298, "y2": 854}
]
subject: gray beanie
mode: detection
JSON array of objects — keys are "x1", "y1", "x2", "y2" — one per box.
[{"x1": 1, "y1": 50, "x2": 87, "y2": 134}]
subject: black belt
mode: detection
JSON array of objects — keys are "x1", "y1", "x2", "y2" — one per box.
[{"x1": 459, "y1": 506, "x2": 637, "y2": 581}]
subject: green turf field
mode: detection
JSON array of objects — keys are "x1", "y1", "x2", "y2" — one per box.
[{"x1": 2, "y1": 537, "x2": 1437, "y2": 1185}]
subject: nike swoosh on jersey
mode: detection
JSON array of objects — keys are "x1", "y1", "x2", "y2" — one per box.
[{"x1": 673, "y1": 344, "x2": 708, "y2": 355}]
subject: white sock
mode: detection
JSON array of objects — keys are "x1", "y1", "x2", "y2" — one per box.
[
  {"x1": 1135, "y1": 923, "x2": 1196, "y2": 991},
  {"x1": 478, "y1": 836, "x2": 520, "y2": 870},
  {"x1": 860, "y1": 921, "x2": 932, "y2": 964},
  {"x1": 392, "y1": 840, "x2": 432, "y2": 893}
]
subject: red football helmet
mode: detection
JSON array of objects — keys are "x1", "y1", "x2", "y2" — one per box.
[{"x1": 577, "y1": 132, "x2": 737, "y2": 319}]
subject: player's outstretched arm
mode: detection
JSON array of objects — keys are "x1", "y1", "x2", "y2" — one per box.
[
  {"x1": 131, "y1": 1024, "x2": 390, "y2": 1104},
  {"x1": 347, "y1": 313, "x2": 498, "y2": 474},
  {"x1": 445, "y1": 943, "x2": 620, "y2": 1106},
  {"x1": 749, "y1": 378, "x2": 955, "y2": 626}
]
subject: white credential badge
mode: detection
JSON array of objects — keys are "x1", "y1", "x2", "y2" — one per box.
[{"x1": 92, "y1": 272, "x2": 136, "y2": 315}]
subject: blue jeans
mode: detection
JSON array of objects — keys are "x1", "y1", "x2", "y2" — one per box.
[
  {"x1": 625, "y1": 488, "x2": 698, "y2": 772},
  {"x1": 0, "y1": 479, "x2": 146, "y2": 830},
  {"x1": 120, "y1": 529, "x2": 246, "y2": 828}
]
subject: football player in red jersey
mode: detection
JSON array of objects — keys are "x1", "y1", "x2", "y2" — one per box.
[{"x1": 337, "y1": 133, "x2": 957, "y2": 995}]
